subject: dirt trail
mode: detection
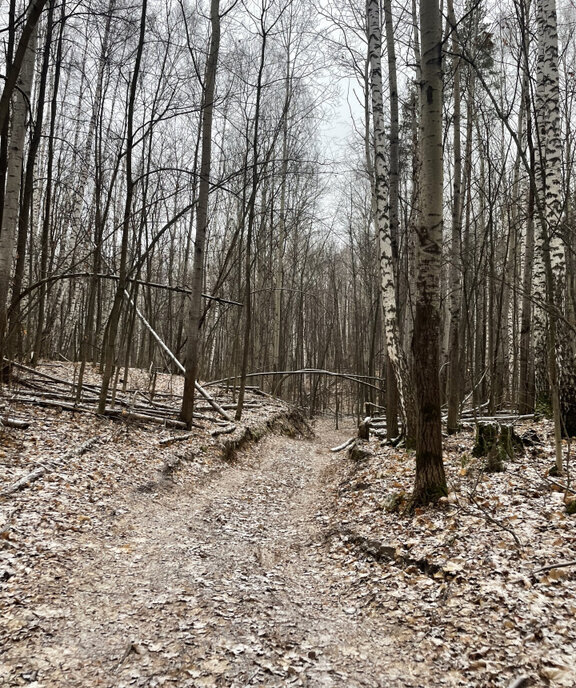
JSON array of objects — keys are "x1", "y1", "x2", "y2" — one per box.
[{"x1": 1, "y1": 421, "x2": 426, "y2": 688}]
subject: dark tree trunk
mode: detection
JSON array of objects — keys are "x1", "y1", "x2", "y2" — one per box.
[{"x1": 411, "y1": 0, "x2": 447, "y2": 507}]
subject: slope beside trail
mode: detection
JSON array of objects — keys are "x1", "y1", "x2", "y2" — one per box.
[{"x1": 1, "y1": 419, "x2": 429, "y2": 688}]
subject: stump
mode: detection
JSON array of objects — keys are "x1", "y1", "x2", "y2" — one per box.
[
  {"x1": 358, "y1": 419, "x2": 370, "y2": 440},
  {"x1": 472, "y1": 423, "x2": 499, "y2": 458},
  {"x1": 473, "y1": 422, "x2": 520, "y2": 473}
]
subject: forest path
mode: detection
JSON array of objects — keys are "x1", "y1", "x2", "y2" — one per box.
[{"x1": 3, "y1": 420, "x2": 425, "y2": 687}]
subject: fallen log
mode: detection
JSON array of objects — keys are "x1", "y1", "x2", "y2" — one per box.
[
  {"x1": 330, "y1": 437, "x2": 356, "y2": 453},
  {"x1": 103, "y1": 409, "x2": 187, "y2": 428},
  {"x1": 7, "y1": 360, "x2": 101, "y2": 393},
  {"x1": 0, "y1": 416, "x2": 30, "y2": 429},
  {"x1": 158, "y1": 432, "x2": 196, "y2": 446},
  {"x1": 9, "y1": 396, "x2": 92, "y2": 413},
  {"x1": 211, "y1": 424, "x2": 237, "y2": 437}
]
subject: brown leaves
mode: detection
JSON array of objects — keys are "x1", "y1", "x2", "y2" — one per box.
[{"x1": 325, "y1": 418, "x2": 576, "y2": 686}]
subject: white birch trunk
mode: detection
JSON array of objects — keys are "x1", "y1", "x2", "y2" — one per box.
[
  {"x1": 367, "y1": 0, "x2": 411, "y2": 427},
  {"x1": 0, "y1": 24, "x2": 36, "y2": 358},
  {"x1": 534, "y1": 0, "x2": 565, "y2": 467}
]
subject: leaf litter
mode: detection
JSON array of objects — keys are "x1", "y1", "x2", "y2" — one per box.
[{"x1": 0, "y1": 368, "x2": 575, "y2": 687}]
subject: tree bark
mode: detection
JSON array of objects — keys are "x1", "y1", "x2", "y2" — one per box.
[
  {"x1": 31, "y1": 0, "x2": 66, "y2": 365},
  {"x1": 534, "y1": 0, "x2": 565, "y2": 466},
  {"x1": 180, "y1": 0, "x2": 221, "y2": 426},
  {"x1": 0, "y1": 0, "x2": 49, "y2": 134},
  {"x1": 7, "y1": 2, "x2": 54, "y2": 360},
  {"x1": 98, "y1": 0, "x2": 148, "y2": 413},
  {"x1": 445, "y1": 0, "x2": 463, "y2": 434},
  {"x1": 0, "y1": 18, "x2": 37, "y2": 364},
  {"x1": 411, "y1": 0, "x2": 447, "y2": 506},
  {"x1": 367, "y1": 0, "x2": 412, "y2": 436}
]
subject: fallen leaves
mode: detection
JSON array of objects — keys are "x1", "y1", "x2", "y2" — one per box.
[
  {"x1": 2, "y1": 380, "x2": 576, "y2": 688},
  {"x1": 325, "y1": 418, "x2": 576, "y2": 687}
]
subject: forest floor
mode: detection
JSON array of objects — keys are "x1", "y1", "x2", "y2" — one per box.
[{"x1": 1, "y1": 364, "x2": 576, "y2": 687}]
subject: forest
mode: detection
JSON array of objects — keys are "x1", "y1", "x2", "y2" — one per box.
[
  {"x1": 1, "y1": 0, "x2": 576, "y2": 500},
  {"x1": 1, "y1": 0, "x2": 576, "y2": 685}
]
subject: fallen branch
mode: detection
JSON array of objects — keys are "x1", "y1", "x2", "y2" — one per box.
[
  {"x1": 365, "y1": 401, "x2": 386, "y2": 411},
  {"x1": 533, "y1": 560, "x2": 576, "y2": 575},
  {"x1": 196, "y1": 402, "x2": 262, "y2": 411},
  {"x1": 0, "y1": 416, "x2": 30, "y2": 429},
  {"x1": 158, "y1": 433, "x2": 196, "y2": 446},
  {"x1": 467, "y1": 494, "x2": 522, "y2": 547},
  {"x1": 120, "y1": 292, "x2": 234, "y2": 422},
  {"x1": 10, "y1": 396, "x2": 92, "y2": 413},
  {"x1": 1, "y1": 466, "x2": 47, "y2": 496},
  {"x1": 545, "y1": 478, "x2": 576, "y2": 495},
  {"x1": 330, "y1": 437, "x2": 356, "y2": 453},
  {"x1": 211, "y1": 424, "x2": 236, "y2": 437},
  {"x1": 103, "y1": 409, "x2": 187, "y2": 428},
  {"x1": 7, "y1": 360, "x2": 101, "y2": 393},
  {"x1": 0, "y1": 437, "x2": 99, "y2": 497},
  {"x1": 206, "y1": 369, "x2": 384, "y2": 393}
]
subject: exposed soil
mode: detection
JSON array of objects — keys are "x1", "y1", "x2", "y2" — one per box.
[{"x1": 1, "y1": 418, "x2": 430, "y2": 688}]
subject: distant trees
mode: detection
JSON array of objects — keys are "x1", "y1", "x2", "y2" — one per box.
[{"x1": 0, "y1": 0, "x2": 575, "y2": 482}]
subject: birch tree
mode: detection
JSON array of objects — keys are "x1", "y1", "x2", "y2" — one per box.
[
  {"x1": 411, "y1": 0, "x2": 447, "y2": 505},
  {"x1": 0, "y1": 18, "x2": 37, "y2": 363},
  {"x1": 533, "y1": 0, "x2": 565, "y2": 470},
  {"x1": 367, "y1": 0, "x2": 412, "y2": 438}
]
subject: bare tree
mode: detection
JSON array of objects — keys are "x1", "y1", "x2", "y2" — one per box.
[
  {"x1": 367, "y1": 0, "x2": 412, "y2": 438},
  {"x1": 181, "y1": 0, "x2": 221, "y2": 426},
  {"x1": 411, "y1": 0, "x2": 447, "y2": 506},
  {"x1": 0, "y1": 15, "x2": 37, "y2": 364}
]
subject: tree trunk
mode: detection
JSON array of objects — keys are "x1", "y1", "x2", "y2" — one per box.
[
  {"x1": 180, "y1": 0, "x2": 221, "y2": 426},
  {"x1": 0, "y1": 19, "x2": 37, "y2": 364},
  {"x1": 0, "y1": 0, "x2": 49, "y2": 135},
  {"x1": 8, "y1": 4, "x2": 52, "y2": 360},
  {"x1": 445, "y1": 0, "x2": 463, "y2": 434},
  {"x1": 31, "y1": 1, "x2": 66, "y2": 365},
  {"x1": 98, "y1": 0, "x2": 148, "y2": 413},
  {"x1": 411, "y1": 0, "x2": 447, "y2": 506},
  {"x1": 534, "y1": 0, "x2": 565, "y2": 466},
  {"x1": 367, "y1": 0, "x2": 412, "y2": 436},
  {"x1": 383, "y1": 0, "x2": 400, "y2": 440}
]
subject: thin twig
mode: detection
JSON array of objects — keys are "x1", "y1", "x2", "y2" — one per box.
[
  {"x1": 545, "y1": 477, "x2": 576, "y2": 495},
  {"x1": 533, "y1": 560, "x2": 576, "y2": 575},
  {"x1": 467, "y1": 494, "x2": 522, "y2": 547}
]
